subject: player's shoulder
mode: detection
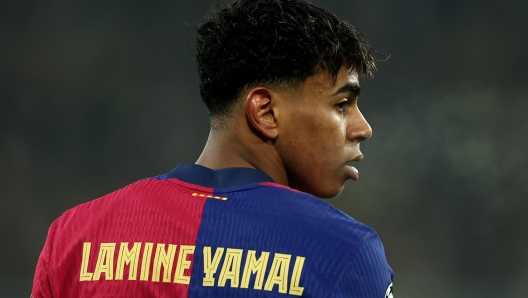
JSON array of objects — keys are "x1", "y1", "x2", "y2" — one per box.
[
  {"x1": 246, "y1": 182, "x2": 378, "y2": 244},
  {"x1": 54, "y1": 176, "x2": 175, "y2": 226}
]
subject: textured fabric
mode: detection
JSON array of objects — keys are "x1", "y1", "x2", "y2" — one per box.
[{"x1": 32, "y1": 163, "x2": 393, "y2": 298}]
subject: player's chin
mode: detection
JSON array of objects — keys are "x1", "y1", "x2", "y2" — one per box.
[
  {"x1": 290, "y1": 171, "x2": 346, "y2": 198},
  {"x1": 317, "y1": 185, "x2": 345, "y2": 199},
  {"x1": 301, "y1": 178, "x2": 345, "y2": 199}
]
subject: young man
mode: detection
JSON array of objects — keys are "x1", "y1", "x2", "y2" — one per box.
[{"x1": 32, "y1": 0, "x2": 393, "y2": 297}]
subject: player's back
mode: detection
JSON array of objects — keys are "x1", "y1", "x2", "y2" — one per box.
[{"x1": 32, "y1": 163, "x2": 393, "y2": 298}]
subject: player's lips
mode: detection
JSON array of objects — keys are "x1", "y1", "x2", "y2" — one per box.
[{"x1": 345, "y1": 154, "x2": 364, "y2": 181}]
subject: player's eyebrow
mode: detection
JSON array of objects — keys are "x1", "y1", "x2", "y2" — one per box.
[{"x1": 332, "y1": 83, "x2": 361, "y2": 97}]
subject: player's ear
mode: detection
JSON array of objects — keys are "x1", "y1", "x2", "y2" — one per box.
[{"x1": 245, "y1": 87, "x2": 278, "y2": 139}]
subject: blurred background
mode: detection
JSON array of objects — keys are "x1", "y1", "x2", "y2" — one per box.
[{"x1": 1, "y1": 0, "x2": 527, "y2": 297}]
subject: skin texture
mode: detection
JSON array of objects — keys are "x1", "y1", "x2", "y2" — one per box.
[{"x1": 196, "y1": 64, "x2": 372, "y2": 198}]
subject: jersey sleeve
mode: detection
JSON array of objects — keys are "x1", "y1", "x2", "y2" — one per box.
[
  {"x1": 332, "y1": 234, "x2": 394, "y2": 298},
  {"x1": 31, "y1": 218, "x2": 60, "y2": 298}
]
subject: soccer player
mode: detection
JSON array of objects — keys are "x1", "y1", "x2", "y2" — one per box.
[{"x1": 32, "y1": 0, "x2": 394, "y2": 297}]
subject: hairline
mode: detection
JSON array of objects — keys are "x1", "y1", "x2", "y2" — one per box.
[{"x1": 209, "y1": 63, "x2": 359, "y2": 131}]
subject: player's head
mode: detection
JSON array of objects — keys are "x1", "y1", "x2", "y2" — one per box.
[{"x1": 196, "y1": 0, "x2": 375, "y2": 198}]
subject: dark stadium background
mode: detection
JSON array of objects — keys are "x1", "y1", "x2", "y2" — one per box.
[{"x1": 1, "y1": 0, "x2": 527, "y2": 297}]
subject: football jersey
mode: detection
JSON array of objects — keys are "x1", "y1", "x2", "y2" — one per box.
[{"x1": 32, "y1": 163, "x2": 393, "y2": 297}]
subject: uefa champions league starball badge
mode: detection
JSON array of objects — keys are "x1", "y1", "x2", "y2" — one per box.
[{"x1": 384, "y1": 282, "x2": 393, "y2": 298}]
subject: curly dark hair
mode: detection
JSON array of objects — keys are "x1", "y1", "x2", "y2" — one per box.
[{"x1": 195, "y1": 0, "x2": 376, "y2": 118}]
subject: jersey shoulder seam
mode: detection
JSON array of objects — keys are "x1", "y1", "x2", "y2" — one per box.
[{"x1": 331, "y1": 232, "x2": 379, "y2": 297}]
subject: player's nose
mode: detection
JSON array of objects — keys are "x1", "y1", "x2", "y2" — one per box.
[{"x1": 347, "y1": 108, "x2": 372, "y2": 142}]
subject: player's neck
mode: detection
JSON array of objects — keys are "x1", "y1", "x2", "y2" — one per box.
[{"x1": 195, "y1": 128, "x2": 289, "y2": 186}]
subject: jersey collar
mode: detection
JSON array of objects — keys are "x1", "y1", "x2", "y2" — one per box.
[{"x1": 162, "y1": 163, "x2": 275, "y2": 189}]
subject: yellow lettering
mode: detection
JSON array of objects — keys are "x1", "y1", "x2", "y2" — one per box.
[
  {"x1": 218, "y1": 248, "x2": 243, "y2": 288},
  {"x1": 79, "y1": 242, "x2": 93, "y2": 281},
  {"x1": 140, "y1": 242, "x2": 154, "y2": 281},
  {"x1": 116, "y1": 242, "x2": 141, "y2": 280},
  {"x1": 174, "y1": 245, "x2": 195, "y2": 284},
  {"x1": 203, "y1": 246, "x2": 224, "y2": 286},
  {"x1": 289, "y1": 256, "x2": 305, "y2": 296},
  {"x1": 93, "y1": 243, "x2": 116, "y2": 281},
  {"x1": 152, "y1": 243, "x2": 177, "y2": 282},
  {"x1": 241, "y1": 250, "x2": 270, "y2": 290},
  {"x1": 264, "y1": 253, "x2": 291, "y2": 293}
]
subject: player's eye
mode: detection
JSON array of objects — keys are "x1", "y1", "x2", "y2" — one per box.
[{"x1": 336, "y1": 100, "x2": 348, "y2": 112}]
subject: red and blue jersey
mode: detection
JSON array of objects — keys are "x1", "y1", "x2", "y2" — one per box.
[{"x1": 32, "y1": 163, "x2": 393, "y2": 297}]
